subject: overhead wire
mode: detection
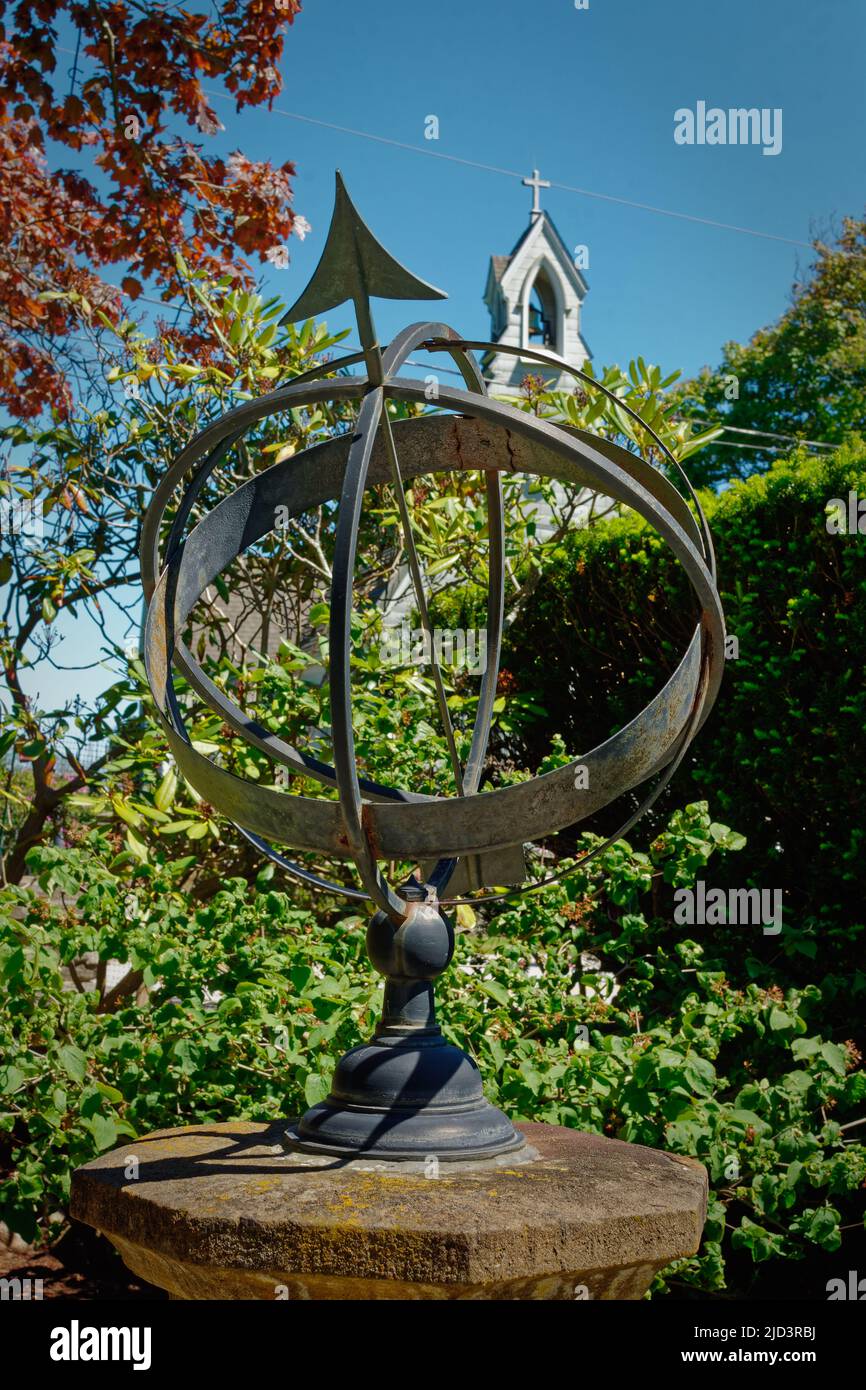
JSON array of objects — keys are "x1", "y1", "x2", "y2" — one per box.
[{"x1": 50, "y1": 41, "x2": 813, "y2": 250}]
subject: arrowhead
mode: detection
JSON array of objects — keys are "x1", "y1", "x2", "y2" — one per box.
[{"x1": 280, "y1": 171, "x2": 446, "y2": 325}]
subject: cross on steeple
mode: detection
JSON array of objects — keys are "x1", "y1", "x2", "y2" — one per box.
[{"x1": 522, "y1": 167, "x2": 550, "y2": 219}]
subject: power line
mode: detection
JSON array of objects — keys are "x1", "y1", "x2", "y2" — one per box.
[
  {"x1": 45, "y1": 45, "x2": 834, "y2": 451},
  {"x1": 48, "y1": 38, "x2": 814, "y2": 250},
  {"x1": 203, "y1": 91, "x2": 813, "y2": 251},
  {"x1": 688, "y1": 419, "x2": 837, "y2": 450},
  {"x1": 711, "y1": 440, "x2": 794, "y2": 453},
  {"x1": 717, "y1": 428, "x2": 835, "y2": 451}
]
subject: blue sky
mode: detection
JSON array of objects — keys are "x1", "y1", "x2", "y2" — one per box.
[
  {"x1": 23, "y1": 0, "x2": 866, "y2": 711},
  {"x1": 241, "y1": 0, "x2": 866, "y2": 373}
]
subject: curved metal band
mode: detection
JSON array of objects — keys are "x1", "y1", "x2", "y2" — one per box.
[
  {"x1": 141, "y1": 335, "x2": 503, "y2": 908},
  {"x1": 423, "y1": 337, "x2": 717, "y2": 582},
  {"x1": 369, "y1": 324, "x2": 506, "y2": 903},
  {"x1": 328, "y1": 323, "x2": 505, "y2": 918},
  {"x1": 144, "y1": 383, "x2": 723, "y2": 883},
  {"x1": 141, "y1": 360, "x2": 389, "y2": 900}
]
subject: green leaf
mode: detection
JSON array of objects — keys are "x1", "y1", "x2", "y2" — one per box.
[
  {"x1": 769, "y1": 1006, "x2": 795, "y2": 1032},
  {"x1": 0, "y1": 945, "x2": 24, "y2": 984},
  {"x1": 796, "y1": 1205, "x2": 842, "y2": 1252},
  {"x1": 0, "y1": 1064, "x2": 25, "y2": 1094},
  {"x1": 304, "y1": 1073, "x2": 330, "y2": 1107},
  {"x1": 58, "y1": 1044, "x2": 87, "y2": 1085},
  {"x1": 125, "y1": 826, "x2": 150, "y2": 863},
  {"x1": 727, "y1": 1109, "x2": 769, "y2": 1133},
  {"x1": 683, "y1": 1053, "x2": 716, "y2": 1096},
  {"x1": 86, "y1": 1114, "x2": 118, "y2": 1151},
  {"x1": 111, "y1": 796, "x2": 142, "y2": 828},
  {"x1": 478, "y1": 979, "x2": 510, "y2": 1007},
  {"x1": 95, "y1": 1081, "x2": 124, "y2": 1105},
  {"x1": 819, "y1": 1042, "x2": 848, "y2": 1076},
  {"x1": 173, "y1": 1040, "x2": 201, "y2": 1076},
  {"x1": 731, "y1": 1218, "x2": 785, "y2": 1262},
  {"x1": 154, "y1": 767, "x2": 178, "y2": 812}
]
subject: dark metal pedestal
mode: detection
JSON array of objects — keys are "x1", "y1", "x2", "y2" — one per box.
[{"x1": 287, "y1": 892, "x2": 523, "y2": 1160}]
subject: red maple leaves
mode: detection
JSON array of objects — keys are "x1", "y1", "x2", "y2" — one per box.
[{"x1": 0, "y1": 1, "x2": 304, "y2": 418}]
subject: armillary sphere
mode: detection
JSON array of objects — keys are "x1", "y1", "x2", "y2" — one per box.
[{"x1": 141, "y1": 172, "x2": 725, "y2": 1159}]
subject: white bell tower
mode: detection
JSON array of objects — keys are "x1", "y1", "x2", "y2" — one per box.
[{"x1": 482, "y1": 169, "x2": 590, "y2": 394}]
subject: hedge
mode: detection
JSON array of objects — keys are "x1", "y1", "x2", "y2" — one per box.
[{"x1": 492, "y1": 440, "x2": 866, "y2": 1013}]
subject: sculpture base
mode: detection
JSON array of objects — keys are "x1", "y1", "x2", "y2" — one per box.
[
  {"x1": 70, "y1": 1120, "x2": 708, "y2": 1301},
  {"x1": 287, "y1": 1027, "x2": 523, "y2": 1160}
]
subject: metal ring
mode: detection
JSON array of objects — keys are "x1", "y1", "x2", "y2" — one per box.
[
  {"x1": 142, "y1": 345, "x2": 724, "y2": 915},
  {"x1": 144, "y1": 391, "x2": 722, "y2": 865}
]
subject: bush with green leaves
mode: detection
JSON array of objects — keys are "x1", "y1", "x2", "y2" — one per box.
[
  {"x1": 496, "y1": 439, "x2": 866, "y2": 1004},
  {"x1": 54, "y1": 608, "x2": 528, "y2": 899},
  {"x1": 2, "y1": 800, "x2": 863, "y2": 1298}
]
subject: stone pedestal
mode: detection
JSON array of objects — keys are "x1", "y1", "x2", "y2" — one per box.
[{"x1": 70, "y1": 1121, "x2": 707, "y2": 1300}]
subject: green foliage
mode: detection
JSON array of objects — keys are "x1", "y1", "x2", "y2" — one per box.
[
  {"x1": 674, "y1": 214, "x2": 866, "y2": 487},
  {"x1": 512, "y1": 357, "x2": 722, "y2": 467},
  {"x1": 1, "y1": 803, "x2": 863, "y2": 1298},
  {"x1": 505, "y1": 439, "x2": 866, "y2": 987},
  {"x1": 57, "y1": 607, "x2": 515, "y2": 892},
  {"x1": 0, "y1": 273, "x2": 353, "y2": 883},
  {"x1": 3, "y1": 220, "x2": 863, "y2": 1304},
  {"x1": 0, "y1": 838, "x2": 378, "y2": 1245}
]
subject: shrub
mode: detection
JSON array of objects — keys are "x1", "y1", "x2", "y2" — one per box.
[
  {"x1": 2, "y1": 803, "x2": 863, "y2": 1298},
  {"x1": 500, "y1": 440, "x2": 866, "y2": 1002}
]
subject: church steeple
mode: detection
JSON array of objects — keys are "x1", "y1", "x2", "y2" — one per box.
[{"x1": 483, "y1": 171, "x2": 590, "y2": 394}]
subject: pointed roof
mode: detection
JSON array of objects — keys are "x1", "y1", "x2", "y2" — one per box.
[{"x1": 484, "y1": 210, "x2": 589, "y2": 305}]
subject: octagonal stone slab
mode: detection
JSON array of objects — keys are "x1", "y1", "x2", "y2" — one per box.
[{"x1": 70, "y1": 1120, "x2": 707, "y2": 1300}]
